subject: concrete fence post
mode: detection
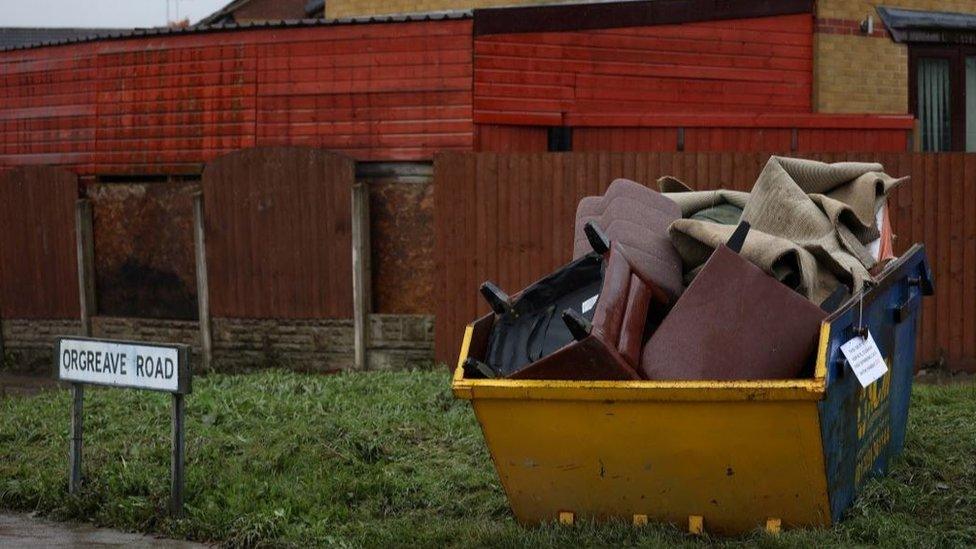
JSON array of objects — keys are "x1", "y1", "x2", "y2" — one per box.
[
  {"x1": 75, "y1": 199, "x2": 95, "y2": 337},
  {"x1": 351, "y1": 182, "x2": 372, "y2": 370},
  {"x1": 193, "y1": 192, "x2": 212, "y2": 371}
]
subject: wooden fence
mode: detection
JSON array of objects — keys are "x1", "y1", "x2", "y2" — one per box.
[
  {"x1": 434, "y1": 152, "x2": 976, "y2": 372},
  {"x1": 202, "y1": 147, "x2": 355, "y2": 318},
  {"x1": 0, "y1": 166, "x2": 79, "y2": 319}
]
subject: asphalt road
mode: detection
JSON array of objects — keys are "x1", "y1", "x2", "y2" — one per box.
[{"x1": 0, "y1": 513, "x2": 206, "y2": 548}]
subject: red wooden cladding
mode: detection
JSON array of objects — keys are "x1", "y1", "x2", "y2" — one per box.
[
  {"x1": 473, "y1": 14, "x2": 814, "y2": 125},
  {"x1": 0, "y1": 15, "x2": 920, "y2": 172},
  {"x1": 202, "y1": 147, "x2": 354, "y2": 319},
  {"x1": 434, "y1": 152, "x2": 976, "y2": 372},
  {"x1": 476, "y1": 125, "x2": 548, "y2": 152},
  {"x1": 0, "y1": 20, "x2": 474, "y2": 173},
  {"x1": 0, "y1": 166, "x2": 79, "y2": 319},
  {"x1": 477, "y1": 122, "x2": 911, "y2": 153}
]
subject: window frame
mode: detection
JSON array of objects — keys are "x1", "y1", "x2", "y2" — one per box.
[{"x1": 909, "y1": 44, "x2": 976, "y2": 151}]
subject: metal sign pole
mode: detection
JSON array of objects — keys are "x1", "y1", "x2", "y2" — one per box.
[
  {"x1": 170, "y1": 393, "x2": 185, "y2": 516},
  {"x1": 56, "y1": 337, "x2": 190, "y2": 513},
  {"x1": 69, "y1": 383, "x2": 84, "y2": 493}
]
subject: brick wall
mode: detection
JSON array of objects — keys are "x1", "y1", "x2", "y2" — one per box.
[
  {"x1": 325, "y1": 0, "x2": 601, "y2": 18},
  {"x1": 1, "y1": 315, "x2": 433, "y2": 373},
  {"x1": 818, "y1": 0, "x2": 976, "y2": 20},
  {"x1": 814, "y1": 0, "x2": 976, "y2": 114},
  {"x1": 1, "y1": 319, "x2": 82, "y2": 370}
]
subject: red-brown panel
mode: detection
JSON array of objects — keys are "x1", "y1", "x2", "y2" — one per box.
[
  {"x1": 476, "y1": 125, "x2": 548, "y2": 152},
  {"x1": 574, "y1": 128, "x2": 678, "y2": 151},
  {"x1": 473, "y1": 14, "x2": 814, "y2": 125},
  {"x1": 0, "y1": 166, "x2": 79, "y2": 319},
  {"x1": 202, "y1": 147, "x2": 354, "y2": 318},
  {"x1": 497, "y1": 126, "x2": 909, "y2": 153}
]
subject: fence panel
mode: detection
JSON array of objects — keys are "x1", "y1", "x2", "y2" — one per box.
[
  {"x1": 434, "y1": 152, "x2": 976, "y2": 371},
  {"x1": 0, "y1": 166, "x2": 79, "y2": 319},
  {"x1": 202, "y1": 146, "x2": 354, "y2": 318}
]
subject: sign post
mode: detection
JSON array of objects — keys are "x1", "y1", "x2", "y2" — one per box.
[
  {"x1": 54, "y1": 337, "x2": 191, "y2": 515},
  {"x1": 69, "y1": 383, "x2": 83, "y2": 493}
]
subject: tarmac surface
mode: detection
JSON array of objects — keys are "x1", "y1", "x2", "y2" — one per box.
[{"x1": 0, "y1": 513, "x2": 206, "y2": 548}]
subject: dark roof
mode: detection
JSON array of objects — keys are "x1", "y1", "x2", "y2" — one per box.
[
  {"x1": 473, "y1": 0, "x2": 813, "y2": 36},
  {"x1": 197, "y1": 0, "x2": 252, "y2": 26},
  {"x1": 305, "y1": 0, "x2": 325, "y2": 17},
  {"x1": 0, "y1": 11, "x2": 472, "y2": 52},
  {"x1": 198, "y1": 0, "x2": 325, "y2": 25},
  {"x1": 877, "y1": 6, "x2": 976, "y2": 44},
  {"x1": 0, "y1": 27, "x2": 132, "y2": 49}
]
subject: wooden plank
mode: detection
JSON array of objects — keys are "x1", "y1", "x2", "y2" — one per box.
[
  {"x1": 936, "y1": 154, "x2": 950, "y2": 364},
  {"x1": 922, "y1": 155, "x2": 937, "y2": 362},
  {"x1": 910, "y1": 153, "x2": 927, "y2": 361},
  {"x1": 965, "y1": 154, "x2": 976, "y2": 369},
  {"x1": 948, "y1": 154, "x2": 964, "y2": 366}
]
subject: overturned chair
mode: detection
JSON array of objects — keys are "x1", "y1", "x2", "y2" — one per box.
[{"x1": 466, "y1": 181, "x2": 683, "y2": 380}]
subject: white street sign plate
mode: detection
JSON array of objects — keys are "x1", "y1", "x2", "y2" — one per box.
[{"x1": 55, "y1": 337, "x2": 190, "y2": 393}]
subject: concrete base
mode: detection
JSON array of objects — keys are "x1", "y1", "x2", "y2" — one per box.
[{"x1": 1, "y1": 315, "x2": 434, "y2": 373}]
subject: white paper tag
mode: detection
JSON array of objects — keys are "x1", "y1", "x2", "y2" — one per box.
[
  {"x1": 581, "y1": 294, "x2": 599, "y2": 314},
  {"x1": 840, "y1": 332, "x2": 888, "y2": 388}
]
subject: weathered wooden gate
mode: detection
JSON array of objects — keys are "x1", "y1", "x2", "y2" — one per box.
[
  {"x1": 0, "y1": 166, "x2": 79, "y2": 319},
  {"x1": 201, "y1": 147, "x2": 355, "y2": 319}
]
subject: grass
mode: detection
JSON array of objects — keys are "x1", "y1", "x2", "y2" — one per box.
[{"x1": 1, "y1": 370, "x2": 974, "y2": 548}]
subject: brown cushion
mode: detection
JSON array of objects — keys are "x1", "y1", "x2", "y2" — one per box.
[{"x1": 574, "y1": 178, "x2": 684, "y2": 302}]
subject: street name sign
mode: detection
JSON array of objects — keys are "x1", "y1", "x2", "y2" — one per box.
[
  {"x1": 54, "y1": 336, "x2": 191, "y2": 515},
  {"x1": 56, "y1": 337, "x2": 190, "y2": 394}
]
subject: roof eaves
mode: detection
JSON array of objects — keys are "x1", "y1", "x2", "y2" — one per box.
[{"x1": 0, "y1": 10, "x2": 473, "y2": 52}]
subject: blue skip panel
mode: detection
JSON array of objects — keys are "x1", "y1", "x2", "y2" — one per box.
[{"x1": 819, "y1": 244, "x2": 933, "y2": 523}]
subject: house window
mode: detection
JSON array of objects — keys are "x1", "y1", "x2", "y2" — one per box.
[{"x1": 910, "y1": 45, "x2": 976, "y2": 151}]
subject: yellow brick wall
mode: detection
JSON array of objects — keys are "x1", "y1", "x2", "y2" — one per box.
[
  {"x1": 818, "y1": 0, "x2": 976, "y2": 20},
  {"x1": 815, "y1": 0, "x2": 976, "y2": 113},
  {"x1": 325, "y1": 0, "x2": 603, "y2": 18},
  {"x1": 814, "y1": 34, "x2": 907, "y2": 113}
]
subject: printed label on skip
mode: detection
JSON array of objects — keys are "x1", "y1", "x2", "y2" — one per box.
[{"x1": 841, "y1": 332, "x2": 888, "y2": 388}]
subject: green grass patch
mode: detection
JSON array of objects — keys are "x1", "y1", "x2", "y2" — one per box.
[{"x1": 1, "y1": 371, "x2": 974, "y2": 547}]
